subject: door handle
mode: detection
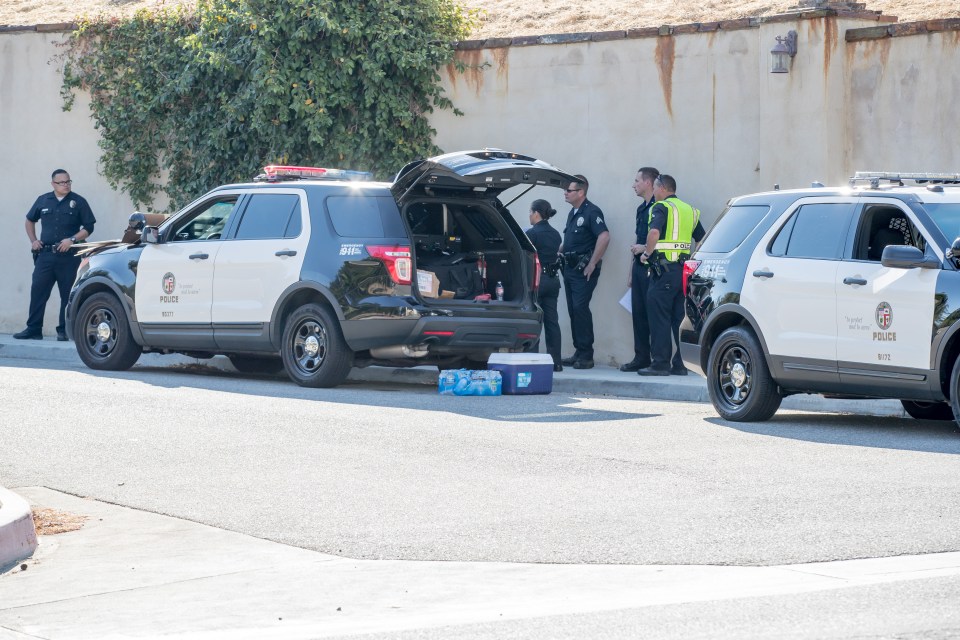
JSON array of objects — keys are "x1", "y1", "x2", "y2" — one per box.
[
  {"x1": 843, "y1": 277, "x2": 867, "y2": 286},
  {"x1": 752, "y1": 270, "x2": 774, "y2": 278},
  {"x1": 189, "y1": 253, "x2": 209, "y2": 260},
  {"x1": 275, "y1": 250, "x2": 297, "y2": 257}
]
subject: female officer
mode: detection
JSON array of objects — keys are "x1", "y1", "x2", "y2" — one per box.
[{"x1": 525, "y1": 199, "x2": 563, "y2": 372}]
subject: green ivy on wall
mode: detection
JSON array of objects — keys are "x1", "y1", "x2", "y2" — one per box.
[{"x1": 60, "y1": 0, "x2": 477, "y2": 210}]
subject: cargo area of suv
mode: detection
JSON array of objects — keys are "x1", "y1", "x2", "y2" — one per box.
[{"x1": 405, "y1": 200, "x2": 529, "y2": 304}]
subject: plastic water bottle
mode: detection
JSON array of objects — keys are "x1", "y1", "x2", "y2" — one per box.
[{"x1": 495, "y1": 281, "x2": 504, "y2": 301}]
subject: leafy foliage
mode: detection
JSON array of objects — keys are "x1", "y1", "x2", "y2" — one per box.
[{"x1": 61, "y1": 0, "x2": 476, "y2": 209}]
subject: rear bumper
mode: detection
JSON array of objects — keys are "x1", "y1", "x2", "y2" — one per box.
[{"x1": 342, "y1": 315, "x2": 542, "y2": 354}]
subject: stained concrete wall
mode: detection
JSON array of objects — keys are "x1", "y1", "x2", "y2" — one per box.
[{"x1": 1, "y1": 16, "x2": 958, "y2": 367}]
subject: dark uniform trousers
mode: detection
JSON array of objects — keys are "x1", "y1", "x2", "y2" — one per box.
[
  {"x1": 531, "y1": 274, "x2": 561, "y2": 365},
  {"x1": 630, "y1": 260, "x2": 651, "y2": 367},
  {"x1": 563, "y1": 263, "x2": 601, "y2": 361},
  {"x1": 646, "y1": 260, "x2": 684, "y2": 371},
  {"x1": 27, "y1": 250, "x2": 82, "y2": 334}
]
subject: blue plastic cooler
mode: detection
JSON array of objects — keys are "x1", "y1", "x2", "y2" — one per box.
[{"x1": 487, "y1": 353, "x2": 554, "y2": 395}]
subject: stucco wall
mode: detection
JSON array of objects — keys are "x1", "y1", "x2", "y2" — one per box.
[
  {"x1": 1, "y1": 17, "x2": 958, "y2": 367},
  {"x1": 0, "y1": 30, "x2": 138, "y2": 334}
]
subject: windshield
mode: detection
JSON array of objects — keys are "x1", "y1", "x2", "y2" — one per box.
[{"x1": 923, "y1": 203, "x2": 960, "y2": 240}]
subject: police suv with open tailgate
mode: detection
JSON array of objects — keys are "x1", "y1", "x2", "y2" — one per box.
[
  {"x1": 65, "y1": 150, "x2": 577, "y2": 388},
  {"x1": 681, "y1": 172, "x2": 960, "y2": 427}
]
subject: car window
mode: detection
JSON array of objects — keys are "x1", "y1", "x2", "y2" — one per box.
[
  {"x1": 234, "y1": 193, "x2": 301, "y2": 240},
  {"x1": 696, "y1": 205, "x2": 769, "y2": 253},
  {"x1": 852, "y1": 205, "x2": 923, "y2": 261},
  {"x1": 922, "y1": 203, "x2": 960, "y2": 241},
  {"x1": 768, "y1": 203, "x2": 853, "y2": 260},
  {"x1": 168, "y1": 198, "x2": 239, "y2": 242},
  {"x1": 328, "y1": 195, "x2": 404, "y2": 238}
]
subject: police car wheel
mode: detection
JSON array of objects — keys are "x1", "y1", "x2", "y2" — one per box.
[
  {"x1": 281, "y1": 303, "x2": 353, "y2": 388},
  {"x1": 73, "y1": 292, "x2": 141, "y2": 371},
  {"x1": 228, "y1": 355, "x2": 284, "y2": 376},
  {"x1": 707, "y1": 326, "x2": 782, "y2": 422},
  {"x1": 900, "y1": 400, "x2": 954, "y2": 421}
]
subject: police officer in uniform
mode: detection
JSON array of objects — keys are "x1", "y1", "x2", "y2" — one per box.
[
  {"x1": 638, "y1": 174, "x2": 704, "y2": 376},
  {"x1": 559, "y1": 175, "x2": 610, "y2": 370},
  {"x1": 525, "y1": 199, "x2": 564, "y2": 372},
  {"x1": 14, "y1": 170, "x2": 96, "y2": 341},
  {"x1": 621, "y1": 167, "x2": 659, "y2": 372}
]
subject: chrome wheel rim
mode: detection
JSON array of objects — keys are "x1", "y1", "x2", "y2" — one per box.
[
  {"x1": 717, "y1": 344, "x2": 751, "y2": 407},
  {"x1": 292, "y1": 319, "x2": 327, "y2": 375},
  {"x1": 84, "y1": 307, "x2": 118, "y2": 358}
]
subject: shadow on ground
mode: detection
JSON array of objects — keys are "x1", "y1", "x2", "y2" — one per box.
[
  {"x1": 707, "y1": 412, "x2": 960, "y2": 455},
  {"x1": 2, "y1": 359, "x2": 652, "y2": 424}
]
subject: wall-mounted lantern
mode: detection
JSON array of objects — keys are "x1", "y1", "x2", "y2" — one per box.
[{"x1": 770, "y1": 30, "x2": 797, "y2": 73}]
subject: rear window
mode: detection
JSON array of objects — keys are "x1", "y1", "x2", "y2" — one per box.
[
  {"x1": 769, "y1": 202, "x2": 854, "y2": 259},
  {"x1": 328, "y1": 195, "x2": 406, "y2": 238},
  {"x1": 696, "y1": 205, "x2": 769, "y2": 253},
  {"x1": 234, "y1": 193, "x2": 301, "y2": 240}
]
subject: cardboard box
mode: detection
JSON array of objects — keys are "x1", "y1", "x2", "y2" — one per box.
[
  {"x1": 438, "y1": 369, "x2": 502, "y2": 396},
  {"x1": 417, "y1": 269, "x2": 439, "y2": 298},
  {"x1": 487, "y1": 353, "x2": 554, "y2": 395}
]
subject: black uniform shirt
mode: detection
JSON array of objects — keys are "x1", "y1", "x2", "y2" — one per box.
[
  {"x1": 526, "y1": 219, "x2": 562, "y2": 264},
  {"x1": 648, "y1": 194, "x2": 705, "y2": 257},
  {"x1": 636, "y1": 198, "x2": 655, "y2": 245},
  {"x1": 562, "y1": 199, "x2": 608, "y2": 254},
  {"x1": 26, "y1": 191, "x2": 96, "y2": 245}
]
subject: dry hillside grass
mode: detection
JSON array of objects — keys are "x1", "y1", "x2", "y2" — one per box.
[{"x1": 3, "y1": 0, "x2": 959, "y2": 34}]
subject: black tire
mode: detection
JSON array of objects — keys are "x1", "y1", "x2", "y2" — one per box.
[
  {"x1": 280, "y1": 303, "x2": 353, "y2": 388},
  {"x1": 73, "y1": 292, "x2": 142, "y2": 371},
  {"x1": 228, "y1": 355, "x2": 284, "y2": 375},
  {"x1": 900, "y1": 399, "x2": 954, "y2": 421},
  {"x1": 707, "y1": 326, "x2": 782, "y2": 422}
]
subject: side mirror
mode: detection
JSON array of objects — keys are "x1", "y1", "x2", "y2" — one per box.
[
  {"x1": 142, "y1": 226, "x2": 161, "y2": 244},
  {"x1": 881, "y1": 245, "x2": 940, "y2": 269}
]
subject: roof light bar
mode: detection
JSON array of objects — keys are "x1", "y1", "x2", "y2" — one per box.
[
  {"x1": 850, "y1": 171, "x2": 960, "y2": 187},
  {"x1": 258, "y1": 165, "x2": 374, "y2": 182}
]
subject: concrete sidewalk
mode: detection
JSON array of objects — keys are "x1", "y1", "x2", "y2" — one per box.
[
  {"x1": 4, "y1": 487, "x2": 960, "y2": 639},
  {"x1": 0, "y1": 332, "x2": 906, "y2": 418}
]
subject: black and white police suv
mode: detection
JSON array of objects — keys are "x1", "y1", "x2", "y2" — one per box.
[
  {"x1": 681, "y1": 171, "x2": 960, "y2": 426},
  {"x1": 65, "y1": 150, "x2": 577, "y2": 388}
]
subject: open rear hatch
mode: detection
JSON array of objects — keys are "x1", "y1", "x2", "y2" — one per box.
[
  {"x1": 392, "y1": 149, "x2": 577, "y2": 201},
  {"x1": 393, "y1": 150, "x2": 576, "y2": 307}
]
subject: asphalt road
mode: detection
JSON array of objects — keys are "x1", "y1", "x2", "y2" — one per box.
[{"x1": 2, "y1": 357, "x2": 960, "y2": 566}]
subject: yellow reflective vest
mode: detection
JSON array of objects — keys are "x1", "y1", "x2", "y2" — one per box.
[{"x1": 650, "y1": 196, "x2": 701, "y2": 262}]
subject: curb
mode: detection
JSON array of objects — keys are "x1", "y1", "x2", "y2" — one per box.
[
  {"x1": 0, "y1": 486, "x2": 38, "y2": 572},
  {"x1": 0, "y1": 334, "x2": 907, "y2": 418}
]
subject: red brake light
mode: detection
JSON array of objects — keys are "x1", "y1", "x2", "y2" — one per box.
[
  {"x1": 366, "y1": 245, "x2": 412, "y2": 285},
  {"x1": 533, "y1": 254, "x2": 541, "y2": 291},
  {"x1": 682, "y1": 259, "x2": 701, "y2": 295}
]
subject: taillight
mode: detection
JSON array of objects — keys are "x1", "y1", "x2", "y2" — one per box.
[
  {"x1": 533, "y1": 254, "x2": 541, "y2": 291},
  {"x1": 366, "y1": 245, "x2": 412, "y2": 285},
  {"x1": 682, "y1": 259, "x2": 701, "y2": 295}
]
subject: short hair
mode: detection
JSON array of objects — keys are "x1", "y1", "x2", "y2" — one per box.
[
  {"x1": 51, "y1": 169, "x2": 69, "y2": 180},
  {"x1": 571, "y1": 174, "x2": 589, "y2": 194},
  {"x1": 638, "y1": 167, "x2": 660, "y2": 183},
  {"x1": 655, "y1": 174, "x2": 677, "y2": 192}
]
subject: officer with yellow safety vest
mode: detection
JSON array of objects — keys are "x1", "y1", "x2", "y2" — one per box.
[{"x1": 638, "y1": 174, "x2": 705, "y2": 376}]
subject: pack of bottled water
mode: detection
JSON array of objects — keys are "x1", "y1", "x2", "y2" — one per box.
[{"x1": 438, "y1": 369, "x2": 502, "y2": 396}]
